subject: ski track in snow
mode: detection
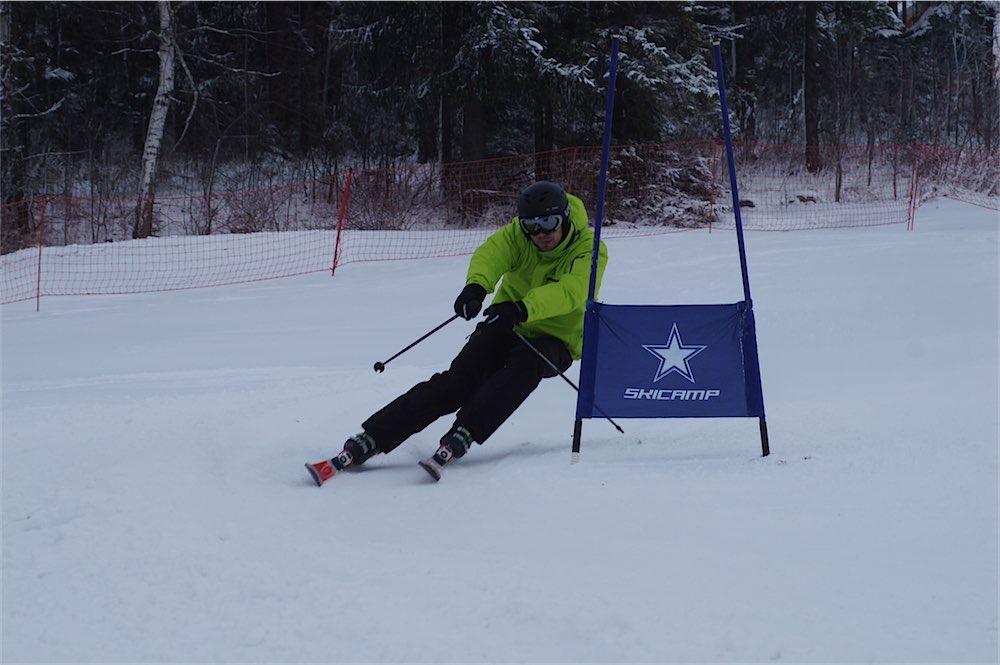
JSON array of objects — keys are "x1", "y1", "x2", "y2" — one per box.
[{"x1": 2, "y1": 198, "x2": 997, "y2": 662}]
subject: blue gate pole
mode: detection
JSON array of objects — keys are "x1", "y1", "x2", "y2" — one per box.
[
  {"x1": 572, "y1": 32, "x2": 621, "y2": 463},
  {"x1": 712, "y1": 41, "x2": 769, "y2": 456},
  {"x1": 711, "y1": 41, "x2": 752, "y2": 303}
]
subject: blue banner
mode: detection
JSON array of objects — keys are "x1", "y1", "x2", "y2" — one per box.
[
  {"x1": 571, "y1": 42, "x2": 769, "y2": 459},
  {"x1": 576, "y1": 301, "x2": 764, "y2": 419}
]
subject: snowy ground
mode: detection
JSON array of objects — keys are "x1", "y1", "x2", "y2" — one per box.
[{"x1": 3, "y1": 198, "x2": 997, "y2": 663}]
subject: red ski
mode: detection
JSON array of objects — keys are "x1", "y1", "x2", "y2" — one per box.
[{"x1": 305, "y1": 460, "x2": 336, "y2": 487}]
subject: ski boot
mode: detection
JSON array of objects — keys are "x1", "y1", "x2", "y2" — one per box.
[
  {"x1": 305, "y1": 432, "x2": 379, "y2": 487},
  {"x1": 419, "y1": 426, "x2": 473, "y2": 482}
]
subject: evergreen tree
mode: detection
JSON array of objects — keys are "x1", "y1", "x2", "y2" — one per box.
[{"x1": 1, "y1": 0, "x2": 995, "y2": 213}]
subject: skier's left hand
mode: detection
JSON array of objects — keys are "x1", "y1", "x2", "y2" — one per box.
[{"x1": 482, "y1": 301, "x2": 528, "y2": 330}]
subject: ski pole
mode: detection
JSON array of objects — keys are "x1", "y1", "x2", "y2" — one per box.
[
  {"x1": 374, "y1": 314, "x2": 460, "y2": 373},
  {"x1": 513, "y1": 331, "x2": 624, "y2": 434}
]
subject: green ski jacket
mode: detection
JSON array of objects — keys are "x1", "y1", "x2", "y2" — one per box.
[{"x1": 465, "y1": 193, "x2": 609, "y2": 360}]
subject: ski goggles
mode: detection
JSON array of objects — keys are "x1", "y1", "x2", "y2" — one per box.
[{"x1": 519, "y1": 212, "x2": 565, "y2": 236}]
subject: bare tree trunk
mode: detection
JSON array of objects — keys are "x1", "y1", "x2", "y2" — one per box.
[
  {"x1": 833, "y1": 2, "x2": 844, "y2": 202},
  {"x1": 133, "y1": 0, "x2": 175, "y2": 239},
  {"x1": 416, "y1": 99, "x2": 438, "y2": 163},
  {"x1": 533, "y1": 90, "x2": 553, "y2": 181},
  {"x1": 439, "y1": 2, "x2": 460, "y2": 207},
  {"x1": 733, "y1": 1, "x2": 757, "y2": 148},
  {"x1": 1, "y1": 0, "x2": 22, "y2": 207},
  {"x1": 0, "y1": 0, "x2": 34, "y2": 253},
  {"x1": 993, "y1": 3, "x2": 1000, "y2": 86},
  {"x1": 460, "y1": 97, "x2": 487, "y2": 161},
  {"x1": 982, "y1": 5, "x2": 1000, "y2": 150},
  {"x1": 803, "y1": 2, "x2": 822, "y2": 173}
]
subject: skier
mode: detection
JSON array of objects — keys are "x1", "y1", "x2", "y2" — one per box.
[{"x1": 306, "y1": 180, "x2": 608, "y2": 485}]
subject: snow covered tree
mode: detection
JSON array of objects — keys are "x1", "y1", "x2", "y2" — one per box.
[{"x1": 2, "y1": 1, "x2": 996, "y2": 213}]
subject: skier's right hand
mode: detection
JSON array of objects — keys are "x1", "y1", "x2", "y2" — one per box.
[{"x1": 454, "y1": 283, "x2": 487, "y2": 320}]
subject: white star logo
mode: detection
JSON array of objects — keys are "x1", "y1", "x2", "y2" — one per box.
[{"x1": 642, "y1": 323, "x2": 708, "y2": 383}]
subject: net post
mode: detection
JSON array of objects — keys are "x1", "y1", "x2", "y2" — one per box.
[
  {"x1": 332, "y1": 168, "x2": 354, "y2": 276},
  {"x1": 35, "y1": 197, "x2": 47, "y2": 312},
  {"x1": 907, "y1": 145, "x2": 923, "y2": 231}
]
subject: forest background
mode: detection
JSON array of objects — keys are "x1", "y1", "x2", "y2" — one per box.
[{"x1": 1, "y1": 1, "x2": 997, "y2": 243}]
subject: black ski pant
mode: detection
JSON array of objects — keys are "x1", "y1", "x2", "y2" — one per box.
[{"x1": 362, "y1": 324, "x2": 573, "y2": 453}]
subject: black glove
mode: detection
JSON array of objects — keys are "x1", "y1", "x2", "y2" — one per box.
[
  {"x1": 454, "y1": 283, "x2": 487, "y2": 320},
  {"x1": 482, "y1": 301, "x2": 528, "y2": 330}
]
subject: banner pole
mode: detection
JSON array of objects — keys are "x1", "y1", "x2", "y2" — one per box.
[
  {"x1": 573, "y1": 31, "x2": 622, "y2": 464},
  {"x1": 712, "y1": 41, "x2": 770, "y2": 456},
  {"x1": 711, "y1": 42, "x2": 753, "y2": 305},
  {"x1": 585, "y1": 34, "x2": 619, "y2": 304}
]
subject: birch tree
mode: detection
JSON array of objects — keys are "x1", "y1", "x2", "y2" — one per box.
[{"x1": 133, "y1": 0, "x2": 176, "y2": 239}]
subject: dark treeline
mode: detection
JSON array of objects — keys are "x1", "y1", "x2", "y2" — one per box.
[{"x1": 2, "y1": 1, "x2": 997, "y2": 214}]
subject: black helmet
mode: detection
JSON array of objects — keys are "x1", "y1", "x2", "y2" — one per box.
[
  {"x1": 517, "y1": 181, "x2": 570, "y2": 238},
  {"x1": 518, "y1": 181, "x2": 568, "y2": 220}
]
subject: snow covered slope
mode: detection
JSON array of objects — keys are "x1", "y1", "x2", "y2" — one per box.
[{"x1": 3, "y1": 198, "x2": 997, "y2": 662}]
